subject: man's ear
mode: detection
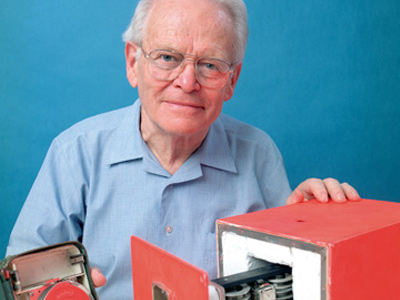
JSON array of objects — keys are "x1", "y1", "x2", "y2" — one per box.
[
  {"x1": 224, "y1": 63, "x2": 242, "y2": 102},
  {"x1": 125, "y1": 42, "x2": 140, "y2": 88}
]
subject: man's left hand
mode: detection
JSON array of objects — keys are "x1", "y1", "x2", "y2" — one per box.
[{"x1": 286, "y1": 178, "x2": 361, "y2": 205}]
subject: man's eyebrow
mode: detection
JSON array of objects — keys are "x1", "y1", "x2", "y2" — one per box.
[{"x1": 147, "y1": 42, "x2": 230, "y2": 61}]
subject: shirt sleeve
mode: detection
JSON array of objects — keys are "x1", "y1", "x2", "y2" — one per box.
[
  {"x1": 259, "y1": 141, "x2": 292, "y2": 208},
  {"x1": 252, "y1": 131, "x2": 292, "y2": 209},
  {"x1": 6, "y1": 138, "x2": 87, "y2": 256}
]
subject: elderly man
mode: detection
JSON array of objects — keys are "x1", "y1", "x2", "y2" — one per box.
[{"x1": 6, "y1": 0, "x2": 360, "y2": 298}]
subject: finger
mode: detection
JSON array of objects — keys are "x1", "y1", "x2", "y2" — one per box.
[
  {"x1": 91, "y1": 267, "x2": 107, "y2": 287},
  {"x1": 287, "y1": 178, "x2": 329, "y2": 204},
  {"x1": 286, "y1": 187, "x2": 305, "y2": 205},
  {"x1": 341, "y1": 182, "x2": 361, "y2": 201},
  {"x1": 323, "y1": 178, "x2": 346, "y2": 203},
  {"x1": 306, "y1": 178, "x2": 329, "y2": 203}
]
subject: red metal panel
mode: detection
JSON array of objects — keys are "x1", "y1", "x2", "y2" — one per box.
[
  {"x1": 131, "y1": 235, "x2": 210, "y2": 300},
  {"x1": 329, "y1": 223, "x2": 400, "y2": 299},
  {"x1": 218, "y1": 199, "x2": 400, "y2": 244}
]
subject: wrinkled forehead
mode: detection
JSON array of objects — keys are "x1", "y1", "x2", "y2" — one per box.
[{"x1": 143, "y1": 0, "x2": 236, "y2": 60}]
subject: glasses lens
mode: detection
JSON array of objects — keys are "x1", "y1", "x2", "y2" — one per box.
[
  {"x1": 147, "y1": 50, "x2": 183, "y2": 81},
  {"x1": 196, "y1": 58, "x2": 231, "y2": 88}
]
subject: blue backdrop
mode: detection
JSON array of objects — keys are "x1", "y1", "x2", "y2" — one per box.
[{"x1": 1, "y1": 0, "x2": 399, "y2": 257}]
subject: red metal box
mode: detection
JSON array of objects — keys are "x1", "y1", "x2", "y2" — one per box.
[{"x1": 216, "y1": 199, "x2": 400, "y2": 300}]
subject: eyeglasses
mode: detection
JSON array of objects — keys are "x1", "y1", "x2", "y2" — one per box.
[{"x1": 140, "y1": 48, "x2": 234, "y2": 89}]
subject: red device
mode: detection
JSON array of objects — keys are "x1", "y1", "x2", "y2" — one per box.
[
  {"x1": 217, "y1": 199, "x2": 400, "y2": 299},
  {"x1": 131, "y1": 199, "x2": 400, "y2": 299}
]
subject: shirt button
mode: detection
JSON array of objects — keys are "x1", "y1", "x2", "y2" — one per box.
[{"x1": 165, "y1": 225, "x2": 173, "y2": 234}]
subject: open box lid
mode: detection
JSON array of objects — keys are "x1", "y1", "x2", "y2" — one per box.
[{"x1": 131, "y1": 236, "x2": 211, "y2": 300}]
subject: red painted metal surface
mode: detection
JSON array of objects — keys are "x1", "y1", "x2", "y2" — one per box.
[
  {"x1": 39, "y1": 281, "x2": 92, "y2": 300},
  {"x1": 218, "y1": 199, "x2": 400, "y2": 299},
  {"x1": 131, "y1": 235, "x2": 210, "y2": 300}
]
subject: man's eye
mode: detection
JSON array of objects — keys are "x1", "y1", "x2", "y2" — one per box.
[
  {"x1": 160, "y1": 54, "x2": 174, "y2": 62},
  {"x1": 205, "y1": 63, "x2": 217, "y2": 70},
  {"x1": 199, "y1": 60, "x2": 222, "y2": 72}
]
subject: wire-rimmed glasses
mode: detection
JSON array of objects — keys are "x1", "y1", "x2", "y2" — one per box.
[{"x1": 141, "y1": 48, "x2": 234, "y2": 89}]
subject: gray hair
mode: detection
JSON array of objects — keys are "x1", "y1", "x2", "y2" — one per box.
[{"x1": 122, "y1": 0, "x2": 249, "y2": 65}]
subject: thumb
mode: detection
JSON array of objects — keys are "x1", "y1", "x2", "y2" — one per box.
[{"x1": 90, "y1": 266, "x2": 107, "y2": 287}]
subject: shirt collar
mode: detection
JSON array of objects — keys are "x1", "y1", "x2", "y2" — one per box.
[
  {"x1": 107, "y1": 99, "x2": 237, "y2": 174},
  {"x1": 107, "y1": 100, "x2": 143, "y2": 165},
  {"x1": 198, "y1": 117, "x2": 237, "y2": 174}
]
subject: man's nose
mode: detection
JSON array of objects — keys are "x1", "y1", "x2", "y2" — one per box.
[{"x1": 172, "y1": 59, "x2": 201, "y2": 92}]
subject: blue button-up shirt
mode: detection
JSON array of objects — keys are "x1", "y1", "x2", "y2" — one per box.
[{"x1": 7, "y1": 100, "x2": 291, "y2": 299}]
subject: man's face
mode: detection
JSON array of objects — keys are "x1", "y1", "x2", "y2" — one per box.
[{"x1": 126, "y1": 0, "x2": 242, "y2": 138}]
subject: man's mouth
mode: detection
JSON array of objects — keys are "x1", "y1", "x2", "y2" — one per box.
[{"x1": 163, "y1": 101, "x2": 205, "y2": 111}]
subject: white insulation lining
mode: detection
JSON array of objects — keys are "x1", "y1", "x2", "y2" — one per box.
[{"x1": 220, "y1": 232, "x2": 322, "y2": 300}]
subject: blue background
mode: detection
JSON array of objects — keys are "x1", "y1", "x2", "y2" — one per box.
[{"x1": 1, "y1": 0, "x2": 399, "y2": 257}]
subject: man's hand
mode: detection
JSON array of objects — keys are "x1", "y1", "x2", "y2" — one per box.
[
  {"x1": 286, "y1": 178, "x2": 361, "y2": 205},
  {"x1": 91, "y1": 267, "x2": 107, "y2": 287}
]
